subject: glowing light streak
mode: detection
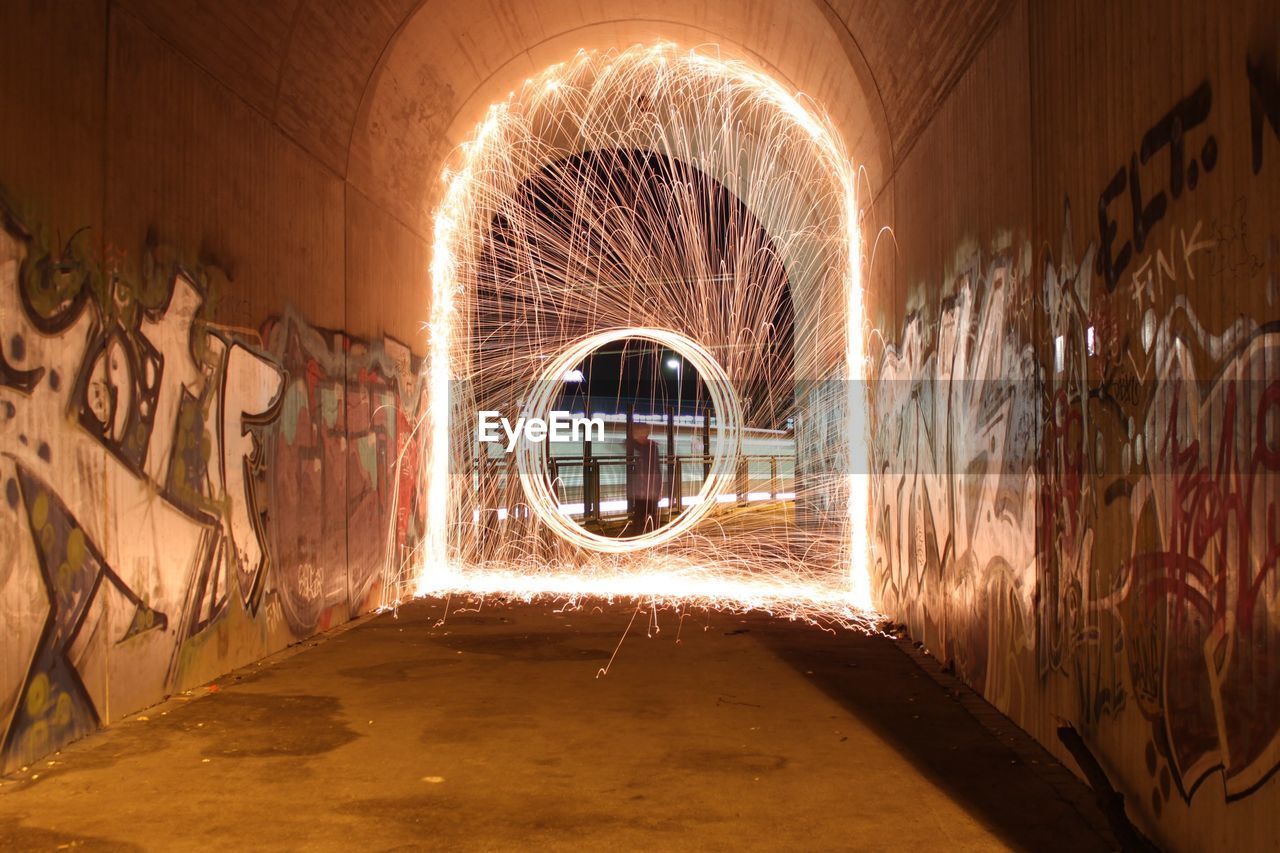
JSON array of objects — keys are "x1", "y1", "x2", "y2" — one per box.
[
  {"x1": 413, "y1": 564, "x2": 880, "y2": 633},
  {"x1": 517, "y1": 327, "x2": 741, "y2": 552},
  {"x1": 399, "y1": 42, "x2": 875, "y2": 622}
]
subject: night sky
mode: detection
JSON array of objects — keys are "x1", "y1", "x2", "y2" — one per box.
[{"x1": 553, "y1": 339, "x2": 708, "y2": 417}]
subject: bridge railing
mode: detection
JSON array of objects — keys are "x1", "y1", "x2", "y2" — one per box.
[{"x1": 472, "y1": 454, "x2": 795, "y2": 522}]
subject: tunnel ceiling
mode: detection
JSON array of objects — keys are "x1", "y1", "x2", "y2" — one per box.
[{"x1": 119, "y1": 0, "x2": 1010, "y2": 234}]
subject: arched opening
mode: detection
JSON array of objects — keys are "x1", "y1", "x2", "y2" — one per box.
[
  {"x1": 414, "y1": 44, "x2": 870, "y2": 616},
  {"x1": 469, "y1": 148, "x2": 789, "y2": 550},
  {"x1": 473, "y1": 147, "x2": 796, "y2": 432}
]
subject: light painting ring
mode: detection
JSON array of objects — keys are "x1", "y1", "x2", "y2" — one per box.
[{"x1": 515, "y1": 327, "x2": 742, "y2": 553}]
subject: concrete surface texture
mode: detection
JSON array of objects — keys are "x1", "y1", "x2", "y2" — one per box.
[{"x1": 0, "y1": 598, "x2": 1116, "y2": 851}]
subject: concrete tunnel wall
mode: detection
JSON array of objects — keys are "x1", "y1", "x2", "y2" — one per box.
[
  {"x1": 1, "y1": 1, "x2": 1277, "y2": 849},
  {"x1": 864, "y1": 4, "x2": 1278, "y2": 849}
]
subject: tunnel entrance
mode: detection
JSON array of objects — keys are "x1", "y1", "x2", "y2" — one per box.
[{"x1": 416, "y1": 44, "x2": 871, "y2": 615}]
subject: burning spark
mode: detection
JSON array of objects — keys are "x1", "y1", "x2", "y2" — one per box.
[
  {"x1": 516, "y1": 327, "x2": 742, "y2": 553},
  {"x1": 390, "y1": 43, "x2": 876, "y2": 624}
]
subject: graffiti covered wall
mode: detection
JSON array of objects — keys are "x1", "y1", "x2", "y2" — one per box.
[
  {"x1": 0, "y1": 206, "x2": 425, "y2": 773},
  {"x1": 868, "y1": 3, "x2": 1280, "y2": 848}
]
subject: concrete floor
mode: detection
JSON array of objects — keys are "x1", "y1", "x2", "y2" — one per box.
[{"x1": 0, "y1": 598, "x2": 1118, "y2": 851}]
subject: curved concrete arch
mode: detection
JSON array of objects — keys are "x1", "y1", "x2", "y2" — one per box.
[
  {"x1": 116, "y1": 0, "x2": 1007, "y2": 244},
  {"x1": 346, "y1": 0, "x2": 892, "y2": 237},
  {"x1": 421, "y1": 44, "x2": 870, "y2": 606}
]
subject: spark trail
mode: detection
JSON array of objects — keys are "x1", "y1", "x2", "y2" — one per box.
[{"x1": 383, "y1": 43, "x2": 875, "y2": 629}]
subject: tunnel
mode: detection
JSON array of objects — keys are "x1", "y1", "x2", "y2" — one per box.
[{"x1": 0, "y1": 1, "x2": 1277, "y2": 850}]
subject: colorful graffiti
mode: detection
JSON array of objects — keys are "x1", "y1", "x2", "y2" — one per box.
[
  {"x1": 1046, "y1": 64, "x2": 1280, "y2": 816},
  {"x1": 0, "y1": 206, "x2": 425, "y2": 772},
  {"x1": 1123, "y1": 311, "x2": 1279, "y2": 801},
  {"x1": 871, "y1": 56, "x2": 1280, "y2": 833},
  {"x1": 871, "y1": 246, "x2": 1041, "y2": 716},
  {"x1": 261, "y1": 310, "x2": 425, "y2": 636},
  {"x1": 874, "y1": 216, "x2": 1277, "y2": 817}
]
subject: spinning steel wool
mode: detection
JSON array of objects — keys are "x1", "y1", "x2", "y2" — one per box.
[{"x1": 387, "y1": 43, "x2": 873, "y2": 626}]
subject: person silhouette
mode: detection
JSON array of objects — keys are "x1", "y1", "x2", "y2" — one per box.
[{"x1": 624, "y1": 422, "x2": 663, "y2": 535}]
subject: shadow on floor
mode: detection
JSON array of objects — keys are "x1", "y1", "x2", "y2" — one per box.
[{"x1": 748, "y1": 618, "x2": 1119, "y2": 851}]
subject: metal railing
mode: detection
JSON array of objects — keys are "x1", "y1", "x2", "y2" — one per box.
[
  {"x1": 554, "y1": 453, "x2": 794, "y2": 520},
  {"x1": 471, "y1": 404, "x2": 795, "y2": 524}
]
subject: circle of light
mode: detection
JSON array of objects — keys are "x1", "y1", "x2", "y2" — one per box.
[{"x1": 515, "y1": 327, "x2": 742, "y2": 553}]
